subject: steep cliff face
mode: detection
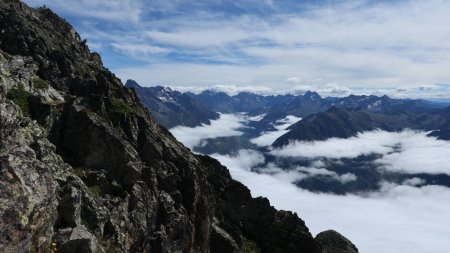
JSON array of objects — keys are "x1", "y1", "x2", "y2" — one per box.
[{"x1": 0, "y1": 1, "x2": 356, "y2": 252}]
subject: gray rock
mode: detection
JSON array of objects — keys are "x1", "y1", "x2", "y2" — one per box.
[
  {"x1": 59, "y1": 226, "x2": 97, "y2": 253},
  {"x1": 315, "y1": 230, "x2": 359, "y2": 253}
]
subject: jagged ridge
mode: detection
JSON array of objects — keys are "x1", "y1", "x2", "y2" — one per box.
[{"x1": 0, "y1": 1, "x2": 357, "y2": 252}]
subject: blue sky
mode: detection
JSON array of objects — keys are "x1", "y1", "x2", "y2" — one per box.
[{"x1": 23, "y1": 0, "x2": 450, "y2": 98}]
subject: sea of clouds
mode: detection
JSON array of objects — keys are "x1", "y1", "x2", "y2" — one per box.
[{"x1": 170, "y1": 114, "x2": 450, "y2": 253}]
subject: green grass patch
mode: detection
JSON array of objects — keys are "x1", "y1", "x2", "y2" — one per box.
[
  {"x1": 6, "y1": 83, "x2": 31, "y2": 117},
  {"x1": 109, "y1": 98, "x2": 133, "y2": 116},
  {"x1": 242, "y1": 238, "x2": 261, "y2": 253},
  {"x1": 32, "y1": 77, "x2": 49, "y2": 89},
  {"x1": 88, "y1": 185, "x2": 102, "y2": 197}
]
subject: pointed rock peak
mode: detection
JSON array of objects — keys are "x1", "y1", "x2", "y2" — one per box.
[
  {"x1": 154, "y1": 85, "x2": 173, "y2": 92},
  {"x1": 381, "y1": 94, "x2": 391, "y2": 99},
  {"x1": 125, "y1": 79, "x2": 141, "y2": 88},
  {"x1": 303, "y1": 91, "x2": 321, "y2": 100},
  {"x1": 201, "y1": 89, "x2": 216, "y2": 94}
]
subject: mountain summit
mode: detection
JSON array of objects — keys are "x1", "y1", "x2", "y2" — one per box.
[{"x1": 0, "y1": 1, "x2": 357, "y2": 252}]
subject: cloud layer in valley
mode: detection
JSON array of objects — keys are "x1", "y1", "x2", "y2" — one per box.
[
  {"x1": 251, "y1": 115, "x2": 301, "y2": 147},
  {"x1": 211, "y1": 149, "x2": 450, "y2": 253},
  {"x1": 271, "y1": 130, "x2": 450, "y2": 175},
  {"x1": 169, "y1": 116, "x2": 450, "y2": 253},
  {"x1": 170, "y1": 114, "x2": 246, "y2": 149},
  {"x1": 23, "y1": 0, "x2": 450, "y2": 99}
]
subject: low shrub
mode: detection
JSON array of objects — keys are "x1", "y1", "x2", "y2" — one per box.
[
  {"x1": 32, "y1": 77, "x2": 49, "y2": 89},
  {"x1": 6, "y1": 83, "x2": 31, "y2": 116},
  {"x1": 109, "y1": 98, "x2": 133, "y2": 116}
]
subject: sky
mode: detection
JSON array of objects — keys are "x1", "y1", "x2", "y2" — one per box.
[
  {"x1": 22, "y1": 0, "x2": 450, "y2": 98},
  {"x1": 170, "y1": 114, "x2": 450, "y2": 253}
]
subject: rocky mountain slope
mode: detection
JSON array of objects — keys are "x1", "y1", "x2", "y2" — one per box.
[
  {"x1": 272, "y1": 107, "x2": 411, "y2": 146},
  {"x1": 0, "y1": 1, "x2": 357, "y2": 252},
  {"x1": 416, "y1": 106, "x2": 450, "y2": 140},
  {"x1": 125, "y1": 80, "x2": 219, "y2": 128},
  {"x1": 273, "y1": 104, "x2": 450, "y2": 147}
]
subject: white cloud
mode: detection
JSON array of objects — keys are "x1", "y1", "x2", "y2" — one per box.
[
  {"x1": 247, "y1": 114, "x2": 266, "y2": 121},
  {"x1": 251, "y1": 115, "x2": 301, "y2": 147},
  {"x1": 270, "y1": 130, "x2": 398, "y2": 159},
  {"x1": 377, "y1": 133, "x2": 450, "y2": 175},
  {"x1": 271, "y1": 130, "x2": 450, "y2": 175},
  {"x1": 171, "y1": 114, "x2": 450, "y2": 253},
  {"x1": 24, "y1": 0, "x2": 142, "y2": 23},
  {"x1": 145, "y1": 28, "x2": 252, "y2": 49},
  {"x1": 212, "y1": 149, "x2": 265, "y2": 173},
  {"x1": 23, "y1": 0, "x2": 450, "y2": 98},
  {"x1": 169, "y1": 114, "x2": 245, "y2": 149},
  {"x1": 111, "y1": 43, "x2": 171, "y2": 56},
  {"x1": 295, "y1": 167, "x2": 357, "y2": 184},
  {"x1": 212, "y1": 149, "x2": 450, "y2": 253},
  {"x1": 285, "y1": 76, "x2": 300, "y2": 84},
  {"x1": 402, "y1": 177, "x2": 426, "y2": 187}
]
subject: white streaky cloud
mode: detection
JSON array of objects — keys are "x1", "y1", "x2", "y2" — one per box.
[
  {"x1": 251, "y1": 130, "x2": 290, "y2": 147},
  {"x1": 274, "y1": 115, "x2": 301, "y2": 129},
  {"x1": 402, "y1": 177, "x2": 426, "y2": 187},
  {"x1": 111, "y1": 43, "x2": 171, "y2": 56},
  {"x1": 23, "y1": 0, "x2": 450, "y2": 97},
  {"x1": 247, "y1": 114, "x2": 266, "y2": 121},
  {"x1": 145, "y1": 28, "x2": 252, "y2": 49},
  {"x1": 211, "y1": 149, "x2": 265, "y2": 173},
  {"x1": 258, "y1": 164, "x2": 357, "y2": 184},
  {"x1": 271, "y1": 129, "x2": 450, "y2": 175},
  {"x1": 169, "y1": 114, "x2": 245, "y2": 149},
  {"x1": 211, "y1": 149, "x2": 450, "y2": 253},
  {"x1": 24, "y1": 0, "x2": 142, "y2": 23},
  {"x1": 296, "y1": 167, "x2": 357, "y2": 184},
  {"x1": 251, "y1": 115, "x2": 301, "y2": 147},
  {"x1": 270, "y1": 129, "x2": 398, "y2": 158},
  {"x1": 376, "y1": 133, "x2": 450, "y2": 174}
]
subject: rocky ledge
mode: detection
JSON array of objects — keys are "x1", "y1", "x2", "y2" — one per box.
[{"x1": 0, "y1": 0, "x2": 357, "y2": 252}]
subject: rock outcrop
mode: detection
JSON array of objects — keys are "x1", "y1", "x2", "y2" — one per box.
[
  {"x1": 315, "y1": 230, "x2": 359, "y2": 253},
  {"x1": 0, "y1": 1, "x2": 357, "y2": 252}
]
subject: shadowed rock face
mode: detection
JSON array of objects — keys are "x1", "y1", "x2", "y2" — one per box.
[{"x1": 0, "y1": 1, "x2": 356, "y2": 252}]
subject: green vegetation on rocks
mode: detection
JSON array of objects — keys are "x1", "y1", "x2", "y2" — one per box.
[
  {"x1": 6, "y1": 83, "x2": 31, "y2": 116},
  {"x1": 109, "y1": 98, "x2": 133, "y2": 116},
  {"x1": 242, "y1": 238, "x2": 261, "y2": 253},
  {"x1": 32, "y1": 77, "x2": 49, "y2": 89}
]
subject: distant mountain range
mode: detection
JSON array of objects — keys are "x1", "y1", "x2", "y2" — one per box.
[
  {"x1": 128, "y1": 82, "x2": 449, "y2": 142},
  {"x1": 125, "y1": 80, "x2": 219, "y2": 128}
]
